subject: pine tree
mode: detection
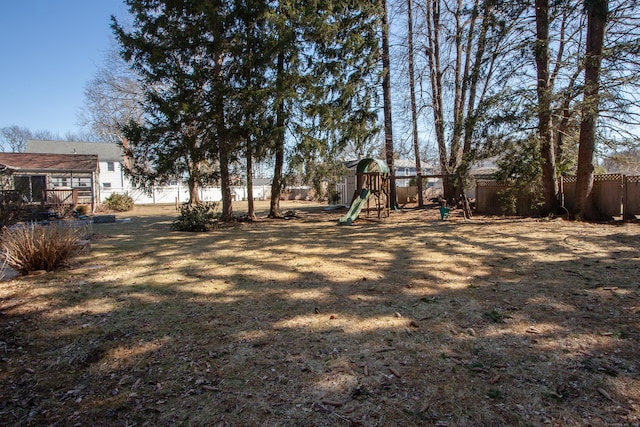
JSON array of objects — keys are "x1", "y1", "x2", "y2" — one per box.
[
  {"x1": 534, "y1": 0, "x2": 561, "y2": 214},
  {"x1": 267, "y1": 0, "x2": 382, "y2": 216},
  {"x1": 112, "y1": 0, "x2": 227, "y2": 206},
  {"x1": 575, "y1": 0, "x2": 609, "y2": 219}
]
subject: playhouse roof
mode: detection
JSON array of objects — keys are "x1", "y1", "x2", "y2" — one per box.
[{"x1": 356, "y1": 158, "x2": 389, "y2": 174}]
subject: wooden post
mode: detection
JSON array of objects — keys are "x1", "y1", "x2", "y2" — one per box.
[{"x1": 90, "y1": 172, "x2": 96, "y2": 213}]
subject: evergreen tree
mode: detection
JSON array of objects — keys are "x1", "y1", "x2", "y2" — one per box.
[
  {"x1": 226, "y1": 0, "x2": 275, "y2": 219},
  {"x1": 534, "y1": 0, "x2": 561, "y2": 214},
  {"x1": 267, "y1": 0, "x2": 382, "y2": 216},
  {"x1": 112, "y1": 0, "x2": 385, "y2": 218},
  {"x1": 292, "y1": 0, "x2": 382, "y2": 199},
  {"x1": 112, "y1": 0, "x2": 227, "y2": 205},
  {"x1": 575, "y1": 0, "x2": 609, "y2": 219}
]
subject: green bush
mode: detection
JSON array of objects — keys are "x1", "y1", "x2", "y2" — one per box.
[
  {"x1": 498, "y1": 188, "x2": 518, "y2": 215},
  {"x1": 103, "y1": 193, "x2": 134, "y2": 212},
  {"x1": 327, "y1": 189, "x2": 341, "y2": 205},
  {"x1": 171, "y1": 202, "x2": 219, "y2": 232},
  {"x1": 1, "y1": 222, "x2": 85, "y2": 273}
]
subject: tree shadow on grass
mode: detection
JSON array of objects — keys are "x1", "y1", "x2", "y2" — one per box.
[{"x1": 1, "y1": 207, "x2": 639, "y2": 426}]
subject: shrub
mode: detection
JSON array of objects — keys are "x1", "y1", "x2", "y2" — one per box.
[
  {"x1": 1, "y1": 222, "x2": 85, "y2": 273},
  {"x1": 75, "y1": 204, "x2": 90, "y2": 216},
  {"x1": 498, "y1": 187, "x2": 518, "y2": 216},
  {"x1": 103, "y1": 193, "x2": 134, "y2": 212},
  {"x1": 0, "y1": 191, "x2": 25, "y2": 226},
  {"x1": 327, "y1": 189, "x2": 341, "y2": 205},
  {"x1": 171, "y1": 202, "x2": 219, "y2": 232},
  {"x1": 49, "y1": 203, "x2": 75, "y2": 219}
]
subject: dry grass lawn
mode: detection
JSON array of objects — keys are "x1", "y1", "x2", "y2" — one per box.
[{"x1": 1, "y1": 201, "x2": 639, "y2": 426}]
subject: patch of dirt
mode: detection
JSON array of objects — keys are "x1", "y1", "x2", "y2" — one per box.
[{"x1": 0, "y1": 201, "x2": 639, "y2": 426}]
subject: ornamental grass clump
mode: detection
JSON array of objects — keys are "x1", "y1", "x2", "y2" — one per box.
[{"x1": 1, "y1": 222, "x2": 84, "y2": 274}]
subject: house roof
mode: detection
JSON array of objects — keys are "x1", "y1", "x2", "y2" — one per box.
[
  {"x1": 26, "y1": 139, "x2": 123, "y2": 162},
  {"x1": 393, "y1": 159, "x2": 431, "y2": 169},
  {"x1": 0, "y1": 153, "x2": 99, "y2": 173}
]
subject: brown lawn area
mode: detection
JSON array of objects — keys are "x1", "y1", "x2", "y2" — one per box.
[{"x1": 1, "y1": 201, "x2": 639, "y2": 426}]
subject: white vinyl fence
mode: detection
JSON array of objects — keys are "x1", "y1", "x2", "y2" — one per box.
[{"x1": 100, "y1": 185, "x2": 271, "y2": 205}]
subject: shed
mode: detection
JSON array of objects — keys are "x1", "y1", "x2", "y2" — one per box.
[{"x1": 0, "y1": 153, "x2": 100, "y2": 211}]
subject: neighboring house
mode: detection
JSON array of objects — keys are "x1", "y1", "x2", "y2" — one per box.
[
  {"x1": 0, "y1": 152, "x2": 99, "y2": 210},
  {"x1": 469, "y1": 157, "x2": 499, "y2": 178},
  {"x1": 393, "y1": 159, "x2": 437, "y2": 187},
  {"x1": 24, "y1": 139, "x2": 272, "y2": 205},
  {"x1": 25, "y1": 140, "x2": 131, "y2": 202}
]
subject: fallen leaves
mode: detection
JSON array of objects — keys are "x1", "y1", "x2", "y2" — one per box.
[{"x1": 2, "y1": 203, "x2": 639, "y2": 426}]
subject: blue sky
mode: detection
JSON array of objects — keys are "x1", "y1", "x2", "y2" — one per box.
[{"x1": 0, "y1": 0, "x2": 127, "y2": 136}]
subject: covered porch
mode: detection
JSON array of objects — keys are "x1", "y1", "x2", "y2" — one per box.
[{"x1": 0, "y1": 153, "x2": 100, "y2": 221}]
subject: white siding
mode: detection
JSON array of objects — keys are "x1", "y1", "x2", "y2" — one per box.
[{"x1": 98, "y1": 161, "x2": 129, "y2": 194}]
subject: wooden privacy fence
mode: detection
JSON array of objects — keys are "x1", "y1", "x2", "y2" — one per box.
[
  {"x1": 475, "y1": 179, "x2": 540, "y2": 216},
  {"x1": 562, "y1": 174, "x2": 622, "y2": 219},
  {"x1": 476, "y1": 174, "x2": 640, "y2": 219},
  {"x1": 624, "y1": 175, "x2": 640, "y2": 220}
]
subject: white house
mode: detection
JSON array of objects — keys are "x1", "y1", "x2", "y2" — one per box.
[
  {"x1": 26, "y1": 140, "x2": 131, "y2": 202},
  {"x1": 392, "y1": 158, "x2": 438, "y2": 187}
]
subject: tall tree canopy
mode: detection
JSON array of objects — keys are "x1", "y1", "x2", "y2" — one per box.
[
  {"x1": 112, "y1": 0, "x2": 226, "y2": 208},
  {"x1": 399, "y1": 0, "x2": 640, "y2": 214},
  {"x1": 266, "y1": 0, "x2": 382, "y2": 217},
  {"x1": 86, "y1": 0, "x2": 640, "y2": 220},
  {"x1": 110, "y1": 0, "x2": 382, "y2": 218},
  {"x1": 80, "y1": 46, "x2": 145, "y2": 144}
]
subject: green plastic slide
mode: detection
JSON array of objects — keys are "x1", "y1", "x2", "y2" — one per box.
[{"x1": 338, "y1": 188, "x2": 372, "y2": 225}]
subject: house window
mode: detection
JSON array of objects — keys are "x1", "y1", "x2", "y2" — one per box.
[
  {"x1": 72, "y1": 177, "x2": 91, "y2": 187},
  {"x1": 102, "y1": 183, "x2": 112, "y2": 189},
  {"x1": 107, "y1": 162, "x2": 115, "y2": 172},
  {"x1": 51, "y1": 176, "x2": 69, "y2": 187}
]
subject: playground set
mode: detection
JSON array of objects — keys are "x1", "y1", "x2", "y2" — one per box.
[{"x1": 338, "y1": 158, "x2": 390, "y2": 225}]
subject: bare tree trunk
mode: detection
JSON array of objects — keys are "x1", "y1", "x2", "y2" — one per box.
[
  {"x1": 407, "y1": 0, "x2": 423, "y2": 207},
  {"x1": 425, "y1": 0, "x2": 449, "y2": 197},
  {"x1": 381, "y1": 0, "x2": 396, "y2": 208},
  {"x1": 186, "y1": 134, "x2": 201, "y2": 205},
  {"x1": 449, "y1": 0, "x2": 467, "y2": 172},
  {"x1": 269, "y1": 51, "x2": 286, "y2": 218},
  {"x1": 454, "y1": 0, "x2": 481, "y2": 202},
  {"x1": 214, "y1": 51, "x2": 233, "y2": 220},
  {"x1": 554, "y1": 67, "x2": 581, "y2": 164},
  {"x1": 462, "y1": 0, "x2": 488, "y2": 158},
  {"x1": 575, "y1": 0, "x2": 608, "y2": 219},
  {"x1": 219, "y1": 135, "x2": 233, "y2": 220},
  {"x1": 534, "y1": 0, "x2": 560, "y2": 214},
  {"x1": 246, "y1": 136, "x2": 256, "y2": 220},
  {"x1": 187, "y1": 173, "x2": 201, "y2": 205},
  {"x1": 269, "y1": 133, "x2": 284, "y2": 218}
]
